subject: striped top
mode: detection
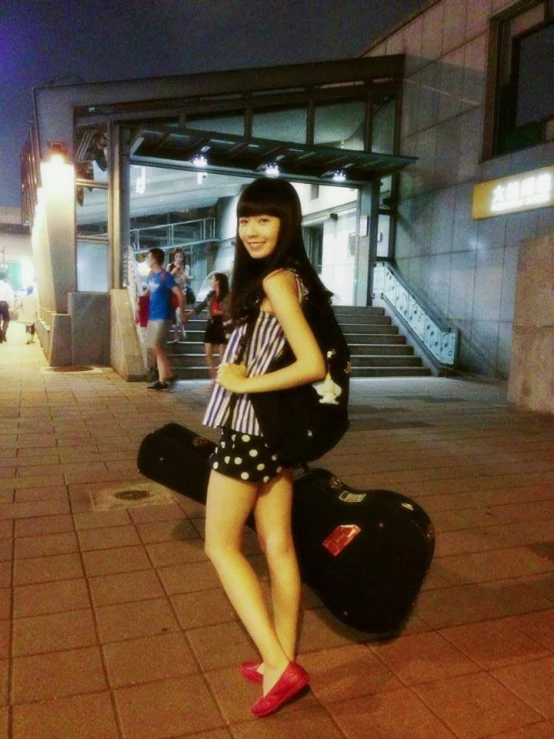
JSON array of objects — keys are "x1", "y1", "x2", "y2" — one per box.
[
  {"x1": 203, "y1": 270, "x2": 306, "y2": 436},
  {"x1": 202, "y1": 310, "x2": 288, "y2": 436}
]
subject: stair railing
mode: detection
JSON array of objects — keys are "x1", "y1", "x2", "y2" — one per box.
[
  {"x1": 125, "y1": 246, "x2": 147, "y2": 366},
  {"x1": 374, "y1": 262, "x2": 459, "y2": 368},
  {"x1": 130, "y1": 217, "x2": 216, "y2": 253}
]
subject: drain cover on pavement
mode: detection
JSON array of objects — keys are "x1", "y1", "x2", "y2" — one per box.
[{"x1": 90, "y1": 480, "x2": 176, "y2": 510}]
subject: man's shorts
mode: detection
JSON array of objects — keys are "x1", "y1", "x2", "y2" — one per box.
[{"x1": 146, "y1": 319, "x2": 171, "y2": 349}]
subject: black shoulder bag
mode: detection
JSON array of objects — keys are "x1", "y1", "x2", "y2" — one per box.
[{"x1": 234, "y1": 298, "x2": 350, "y2": 466}]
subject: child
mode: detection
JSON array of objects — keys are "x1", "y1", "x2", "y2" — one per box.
[{"x1": 202, "y1": 178, "x2": 329, "y2": 717}]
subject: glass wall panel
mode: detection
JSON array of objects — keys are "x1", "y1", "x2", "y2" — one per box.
[
  {"x1": 252, "y1": 106, "x2": 307, "y2": 143},
  {"x1": 372, "y1": 99, "x2": 396, "y2": 154},
  {"x1": 77, "y1": 240, "x2": 109, "y2": 292},
  {"x1": 76, "y1": 185, "x2": 108, "y2": 237},
  {"x1": 314, "y1": 100, "x2": 365, "y2": 150},
  {"x1": 187, "y1": 112, "x2": 244, "y2": 136}
]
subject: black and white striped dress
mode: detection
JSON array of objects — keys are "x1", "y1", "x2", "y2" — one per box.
[{"x1": 203, "y1": 310, "x2": 287, "y2": 436}]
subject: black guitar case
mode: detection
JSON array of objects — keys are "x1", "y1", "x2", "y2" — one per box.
[{"x1": 137, "y1": 423, "x2": 434, "y2": 635}]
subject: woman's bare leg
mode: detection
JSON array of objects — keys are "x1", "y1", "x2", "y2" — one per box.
[
  {"x1": 254, "y1": 470, "x2": 300, "y2": 665},
  {"x1": 205, "y1": 470, "x2": 290, "y2": 692},
  {"x1": 204, "y1": 343, "x2": 217, "y2": 379}
]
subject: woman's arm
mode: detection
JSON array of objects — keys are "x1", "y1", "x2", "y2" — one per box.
[{"x1": 218, "y1": 270, "x2": 325, "y2": 394}]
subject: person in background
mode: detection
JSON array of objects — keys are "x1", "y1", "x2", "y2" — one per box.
[
  {"x1": 185, "y1": 272, "x2": 230, "y2": 379},
  {"x1": 18, "y1": 286, "x2": 39, "y2": 344},
  {"x1": 0, "y1": 271, "x2": 15, "y2": 343},
  {"x1": 143, "y1": 248, "x2": 184, "y2": 390},
  {"x1": 167, "y1": 247, "x2": 189, "y2": 343}
]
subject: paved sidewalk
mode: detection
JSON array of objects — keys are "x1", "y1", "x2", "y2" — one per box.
[{"x1": 1, "y1": 322, "x2": 553, "y2": 739}]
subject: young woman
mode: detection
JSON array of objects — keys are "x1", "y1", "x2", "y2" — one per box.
[
  {"x1": 202, "y1": 178, "x2": 328, "y2": 717},
  {"x1": 187, "y1": 272, "x2": 230, "y2": 379},
  {"x1": 167, "y1": 248, "x2": 190, "y2": 342}
]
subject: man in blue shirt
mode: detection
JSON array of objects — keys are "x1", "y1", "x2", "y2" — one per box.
[{"x1": 145, "y1": 248, "x2": 184, "y2": 390}]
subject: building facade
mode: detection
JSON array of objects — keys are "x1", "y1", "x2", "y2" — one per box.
[
  {"x1": 19, "y1": 0, "x2": 553, "y2": 411},
  {"x1": 365, "y1": 0, "x2": 553, "y2": 406}
]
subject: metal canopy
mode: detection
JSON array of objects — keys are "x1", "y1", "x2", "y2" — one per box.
[{"x1": 130, "y1": 126, "x2": 415, "y2": 186}]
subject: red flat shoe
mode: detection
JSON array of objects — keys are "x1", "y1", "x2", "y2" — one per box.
[
  {"x1": 240, "y1": 660, "x2": 263, "y2": 684},
  {"x1": 251, "y1": 662, "x2": 310, "y2": 718}
]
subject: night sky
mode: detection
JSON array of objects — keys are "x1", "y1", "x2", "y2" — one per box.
[{"x1": 0, "y1": 0, "x2": 427, "y2": 208}]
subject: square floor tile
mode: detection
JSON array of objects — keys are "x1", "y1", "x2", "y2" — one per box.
[
  {"x1": 0, "y1": 590, "x2": 10, "y2": 621},
  {"x1": 13, "y1": 552, "x2": 83, "y2": 586},
  {"x1": 507, "y1": 610, "x2": 554, "y2": 650},
  {"x1": 328, "y1": 687, "x2": 457, "y2": 738},
  {"x1": 146, "y1": 538, "x2": 208, "y2": 566},
  {"x1": 14, "y1": 578, "x2": 90, "y2": 618},
  {"x1": 221, "y1": 698, "x2": 341, "y2": 738},
  {"x1": 73, "y1": 508, "x2": 130, "y2": 529},
  {"x1": 187, "y1": 621, "x2": 255, "y2": 671},
  {"x1": 103, "y1": 631, "x2": 198, "y2": 687},
  {"x1": 157, "y1": 560, "x2": 220, "y2": 595},
  {"x1": 77, "y1": 524, "x2": 141, "y2": 551},
  {"x1": 440, "y1": 618, "x2": 552, "y2": 669},
  {"x1": 14, "y1": 532, "x2": 78, "y2": 559},
  {"x1": 301, "y1": 644, "x2": 401, "y2": 703},
  {"x1": 81, "y1": 545, "x2": 152, "y2": 576},
  {"x1": 14, "y1": 514, "x2": 74, "y2": 538},
  {"x1": 89, "y1": 569, "x2": 164, "y2": 606},
  {"x1": 95, "y1": 597, "x2": 180, "y2": 643},
  {"x1": 0, "y1": 623, "x2": 9, "y2": 660},
  {"x1": 13, "y1": 609, "x2": 98, "y2": 656},
  {"x1": 11, "y1": 691, "x2": 119, "y2": 739},
  {"x1": 136, "y1": 518, "x2": 198, "y2": 543},
  {"x1": 297, "y1": 608, "x2": 373, "y2": 654},
  {"x1": 172, "y1": 588, "x2": 237, "y2": 630},
  {"x1": 0, "y1": 659, "x2": 7, "y2": 706},
  {"x1": 114, "y1": 675, "x2": 224, "y2": 739},
  {"x1": 413, "y1": 671, "x2": 542, "y2": 738},
  {"x1": 483, "y1": 721, "x2": 554, "y2": 738},
  {"x1": 369, "y1": 630, "x2": 480, "y2": 685},
  {"x1": 492, "y1": 656, "x2": 554, "y2": 718},
  {"x1": 11, "y1": 646, "x2": 107, "y2": 703}
]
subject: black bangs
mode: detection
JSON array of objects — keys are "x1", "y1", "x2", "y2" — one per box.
[
  {"x1": 236, "y1": 178, "x2": 301, "y2": 222},
  {"x1": 236, "y1": 199, "x2": 282, "y2": 219}
]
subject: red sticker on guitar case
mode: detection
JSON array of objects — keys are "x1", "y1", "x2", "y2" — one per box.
[{"x1": 322, "y1": 524, "x2": 361, "y2": 556}]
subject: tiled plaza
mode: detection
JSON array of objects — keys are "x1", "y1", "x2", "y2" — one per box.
[{"x1": 1, "y1": 322, "x2": 553, "y2": 739}]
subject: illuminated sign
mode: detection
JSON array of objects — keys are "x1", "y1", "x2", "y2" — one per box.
[{"x1": 472, "y1": 166, "x2": 554, "y2": 219}]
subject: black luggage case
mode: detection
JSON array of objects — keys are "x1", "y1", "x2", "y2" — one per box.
[
  {"x1": 137, "y1": 423, "x2": 215, "y2": 503},
  {"x1": 291, "y1": 468, "x2": 434, "y2": 633},
  {"x1": 137, "y1": 423, "x2": 434, "y2": 635}
]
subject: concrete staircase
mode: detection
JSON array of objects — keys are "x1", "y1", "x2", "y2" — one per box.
[{"x1": 166, "y1": 305, "x2": 431, "y2": 379}]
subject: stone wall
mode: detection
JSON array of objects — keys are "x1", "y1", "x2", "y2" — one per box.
[{"x1": 508, "y1": 233, "x2": 554, "y2": 414}]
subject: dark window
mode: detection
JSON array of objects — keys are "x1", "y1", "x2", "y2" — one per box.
[
  {"x1": 303, "y1": 225, "x2": 323, "y2": 273},
  {"x1": 491, "y1": 1, "x2": 553, "y2": 156},
  {"x1": 516, "y1": 23, "x2": 554, "y2": 126}
]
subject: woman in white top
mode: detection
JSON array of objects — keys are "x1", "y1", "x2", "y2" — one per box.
[{"x1": 203, "y1": 178, "x2": 330, "y2": 718}]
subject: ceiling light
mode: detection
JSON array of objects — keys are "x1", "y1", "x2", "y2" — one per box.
[
  {"x1": 264, "y1": 163, "x2": 280, "y2": 178},
  {"x1": 192, "y1": 154, "x2": 208, "y2": 168},
  {"x1": 332, "y1": 170, "x2": 347, "y2": 183}
]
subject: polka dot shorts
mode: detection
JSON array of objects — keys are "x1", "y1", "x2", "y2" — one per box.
[{"x1": 209, "y1": 427, "x2": 285, "y2": 483}]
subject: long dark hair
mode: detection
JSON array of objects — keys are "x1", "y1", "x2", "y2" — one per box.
[
  {"x1": 213, "y1": 272, "x2": 229, "y2": 301},
  {"x1": 230, "y1": 178, "x2": 329, "y2": 321}
]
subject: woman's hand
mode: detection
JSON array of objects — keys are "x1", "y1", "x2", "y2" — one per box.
[{"x1": 217, "y1": 362, "x2": 249, "y2": 393}]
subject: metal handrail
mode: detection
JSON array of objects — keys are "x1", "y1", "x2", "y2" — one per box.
[
  {"x1": 376, "y1": 262, "x2": 459, "y2": 367},
  {"x1": 130, "y1": 217, "x2": 215, "y2": 252}
]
